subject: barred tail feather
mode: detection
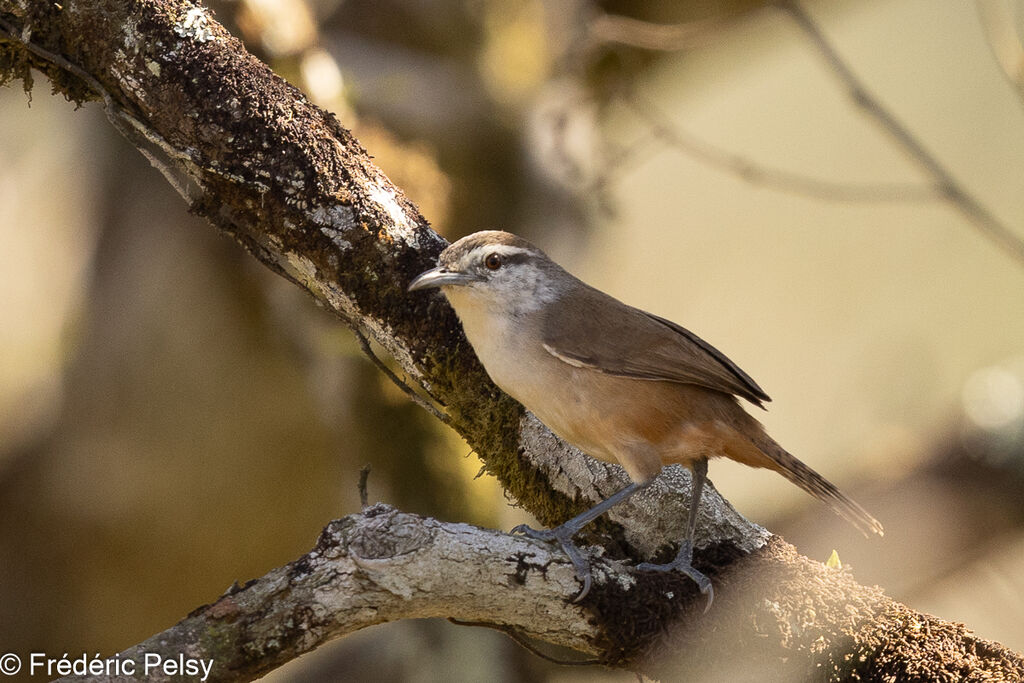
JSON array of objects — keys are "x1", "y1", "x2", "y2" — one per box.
[{"x1": 763, "y1": 441, "x2": 884, "y2": 537}]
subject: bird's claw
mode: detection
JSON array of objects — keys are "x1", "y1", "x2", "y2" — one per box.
[
  {"x1": 512, "y1": 523, "x2": 594, "y2": 602},
  {"x1": 636, "y1": 542, "x2": 715, "y2": 613},
  {"x1": 511, "y1": 523, "x2": 556, "y2": 542}
]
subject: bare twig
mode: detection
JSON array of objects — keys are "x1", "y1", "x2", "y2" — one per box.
[
  {"x1": 779, "y1": 0, "x2": 1024, "y2": 266},
  {"x1": 976, "y1": 0, "x2": 1024, "y2": 100},
  {"x1": 353, "y1": 327, "x2": 450, "y2": 425},
  {"x1": 620, "y1": 87, "x2": 940, "y2": 203},
  {"x1": 357, "y1": 465, "x2": 371, "y2": 508},
  {"x1": 585, "y1": 5, "x2": 1024, "y2": 267},
  {"x1": 0, "y1": 18, "x2": 198, "y2": 202},
  {"x1": 588, "y1": 12, "x2": 742, "y2": 52}
]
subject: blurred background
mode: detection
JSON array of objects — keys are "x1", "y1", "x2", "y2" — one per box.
[{"x1": 2, "y1": 0, "x2": 1024, "y2": 680}]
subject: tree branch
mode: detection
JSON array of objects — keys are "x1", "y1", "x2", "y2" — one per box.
[
  {"x1": 53, "y1": 504, "x2": 1024, "y2": 682},
  {"x1": 587, "y1": 11, "x2": 743, "y2": 52},
  {"x1": 583, "y1": 4, "x2": 1024, "y2": 267},
  {"x1": 2, "y1": 0, "x2": 1023, "y2": 679},
  {"x1": 617, "y1": 85, "x2": 941, "y2": 203},
  {"x1": 976, "y1": 0, "x2": 1024, "y2": 105},
  {"x1": 61, "y1": 504, "x2": 600, "y2": 682},
  {"x1": 780, "y1": 0, "x2": 1024, "y2": 267}
]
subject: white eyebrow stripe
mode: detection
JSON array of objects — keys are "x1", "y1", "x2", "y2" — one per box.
[
  {"x1": 468, "y1": 244, "x2": 533, "y2": 258},
  {"x1": 457, "y1": 244, "x2": 535, "y2": 269}
]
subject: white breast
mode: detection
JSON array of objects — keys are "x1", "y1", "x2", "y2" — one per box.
[{"x1": 444, "y1": 286, "x2": 542, "y2": 396}]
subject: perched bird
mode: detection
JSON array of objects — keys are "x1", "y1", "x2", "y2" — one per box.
[{"x1": 409, "y1": 230, "x2": 883, "y2": 605}]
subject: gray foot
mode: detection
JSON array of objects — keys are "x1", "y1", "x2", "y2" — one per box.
[
  {"x1": 512, "y1": 523, "x2": 593, "y2": 602},
  {"x1": 636, "y1": 541, "x2": 714, "y2": 612}
]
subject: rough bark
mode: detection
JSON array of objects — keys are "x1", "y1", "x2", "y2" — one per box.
[
  {"x1": 46, "y1": 506, "x2": 1024, "y2": 682},
  {"x1": 1, "y1": 0, "x2": 1022, "y2": 680}
]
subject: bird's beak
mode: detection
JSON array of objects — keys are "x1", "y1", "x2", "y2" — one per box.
[{"x1": 408, "y1": 266, "x2": 476, "y2": 292}]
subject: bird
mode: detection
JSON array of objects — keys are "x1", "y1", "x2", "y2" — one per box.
[{"x1": 409, "y1": 230, "x2": 883, "y2": 606}]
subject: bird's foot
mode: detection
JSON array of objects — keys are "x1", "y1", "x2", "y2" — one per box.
[
  {"x1": 636, "y1": 541, "x2": 715, "y2": 612},
  {"x1": 512, "y1": 523, "x2": 594, "y2": 602}
]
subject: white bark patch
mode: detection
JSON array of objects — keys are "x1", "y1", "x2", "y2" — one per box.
[
  {"x1": 173, "y1": 7, "x2": 219, "y2": 43},
  {"x1": 368, "y1": 184, "x2": 418, "y2": 246},
  {"x1": 311, "y1": 203, "x2": 357, "y2": 249}
]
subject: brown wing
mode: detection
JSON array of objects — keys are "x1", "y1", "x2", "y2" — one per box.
[{"x1": 541, "y1": 282, "x2": 770, "y2": 407}]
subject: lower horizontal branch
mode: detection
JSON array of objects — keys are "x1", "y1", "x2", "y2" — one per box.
[
  {"x1": 58, "y1": 504, "x2": 602, "y2": 683},
  {"x1": 55, "y1": 502, "x2": 1024, "y2": 682}
]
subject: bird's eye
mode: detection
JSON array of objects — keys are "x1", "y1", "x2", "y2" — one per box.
[{"x1": 484, "y1": 253, "x2": 503, "y2": 270}]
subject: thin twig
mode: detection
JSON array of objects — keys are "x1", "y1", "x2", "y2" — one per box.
[
  {"x1": 621, "y1": 88, "x2": 938, "y2": 203},
  {"x1": 447, "y1": 618, "x2": 601, "y2": 666},
  {"x1": 587, "y1": 130, "x2": 663, "y2": 202},
  {"x1": 779, "y1": 0, "x2": 1024, "y2": 267},
  {"x1": 0, "y1": 20, "x2": 283, "y2": 207},
  {"x1": 975, "y1": 0, "x2": 1024, "y2": 103},
  {"x1": 0, "y1": 20, "x2": 198, "y2": 202},
  {"x1": 353, "y1": 327, "x2": 450, "y2": 424},
  {"x1": 588, "y1": 12, "x2": 738, "y2": 52},
  {"x1": 357, "y1": 464, "x2": 371, "y2": 508}
]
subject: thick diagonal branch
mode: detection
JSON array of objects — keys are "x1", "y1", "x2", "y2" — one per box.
[{"x1": 0, "y1": 0, "x2": 762, "y2": 566}]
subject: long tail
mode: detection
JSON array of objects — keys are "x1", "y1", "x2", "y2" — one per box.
[{"x1": 758, "y1": 437, "x2": 884, "y2": 537}]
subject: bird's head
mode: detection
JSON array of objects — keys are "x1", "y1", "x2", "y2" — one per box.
[{"x1": 409, "y1": 230, "x2": 564, "y2": 315}]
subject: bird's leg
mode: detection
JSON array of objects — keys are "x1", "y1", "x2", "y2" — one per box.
[
  {"x1": 637, "y1": 457, "x2": 715, "y2": 611},
  {"x1": 512, "y1": 480, "x2": 649, "y2": 602}
]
